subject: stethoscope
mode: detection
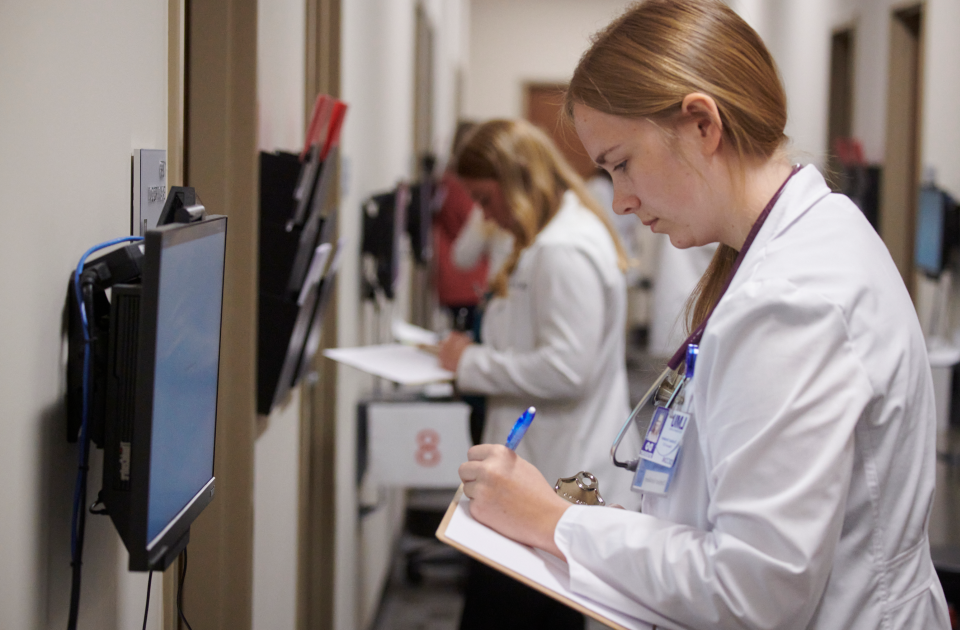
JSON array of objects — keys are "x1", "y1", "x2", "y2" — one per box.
[
  {"x1": 610, "y1": 355, "x2": 687, "y2": 471},
  {"x1": 610, "y1": 164, "x2": 802, "y2": 472}
]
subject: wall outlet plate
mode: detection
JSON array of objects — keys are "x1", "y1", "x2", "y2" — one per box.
[{"x1": 132, "y1": 149, "x2": 167, "y2": 235}]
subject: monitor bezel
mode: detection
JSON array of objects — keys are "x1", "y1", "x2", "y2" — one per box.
[{"x1": 127, "y1": 215, "x2": 227, "y2": 571}]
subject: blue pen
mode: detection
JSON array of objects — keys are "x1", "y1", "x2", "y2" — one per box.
[{"x1": 505, "y1": 406, "x2": 536, "y2": 450}]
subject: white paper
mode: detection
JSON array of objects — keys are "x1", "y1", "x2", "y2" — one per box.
[
  {"x1": 298, "y1": 243, "x2": 332, "y2": 306},
  {"x1": 368, "y1": 402, "x2": 471, "y2": 487},
  {"x1": 444, "y1": 495, "x2": 654, "y2": 630},
  {"x1": 927, "y1": 338, "x2": 960, "y2": 367},
  {"x1": 323, "y1": 344, "x2": 454, "y2": 384},
  {"x1": 392, "y1": 319, "x2": 441, "y2": 346}
]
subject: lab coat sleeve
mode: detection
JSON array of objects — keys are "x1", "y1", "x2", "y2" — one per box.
[
  {"x1": 554, "y1": 279, "x2": 875, "y2": 630},
  {"x1": 451, "y1": 206, "x2": 488, "y2": 270},
  {"x1": 456, "y1": 245, "x2": 606, "y2": 400}
]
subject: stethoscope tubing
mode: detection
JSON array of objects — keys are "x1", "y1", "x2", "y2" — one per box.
[{"x1": 610, "y1": 366, "x2": 673, "y2": 471}]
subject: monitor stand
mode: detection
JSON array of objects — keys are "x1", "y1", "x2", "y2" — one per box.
[{"x1": 148, "y1": 527, "x2": 190, "y2": 572}]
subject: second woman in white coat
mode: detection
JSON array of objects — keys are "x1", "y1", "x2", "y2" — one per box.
[
  {"x1": 437, "y1": 119, "x2": 637, "y2": 630},
  {"x1": 438, "y1": 119, "x2": 637, "y2": 507}
]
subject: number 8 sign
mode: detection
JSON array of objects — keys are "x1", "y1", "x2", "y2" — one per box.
[
  {"x1": 367, "y1": 402, "x2": 472, "y2": 487},
  {"x1": 415, "y1": 429, "x2": 441, "y2": 467}
]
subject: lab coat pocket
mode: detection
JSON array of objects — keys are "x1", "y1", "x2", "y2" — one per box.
[{"x1": 884, "y1": 580, "x2": 950, "y2": 630}]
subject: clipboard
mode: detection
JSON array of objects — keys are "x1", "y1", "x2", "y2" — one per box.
[{"x1": 436, "y1": 486, "x2": 654, "y2": 630}]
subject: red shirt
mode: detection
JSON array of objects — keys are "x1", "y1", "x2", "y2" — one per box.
[{"x1": 433, "y1": 173, "x2": 488, "y2": 306}]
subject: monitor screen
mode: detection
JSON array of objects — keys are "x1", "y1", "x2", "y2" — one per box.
[
  {"x1": 915, "y1": 186, "x2": 945, "y2": 277},
  {"x1": 147, "y1": 222, "x2": 225, "y2": 545}
]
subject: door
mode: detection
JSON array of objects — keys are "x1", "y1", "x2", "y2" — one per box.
[
  {"x1": 881, "y1": 5, "x2": 924, "y2": 295},
  {"x1": 524, "y1": 83, "x2": 597, "y2": 180}
]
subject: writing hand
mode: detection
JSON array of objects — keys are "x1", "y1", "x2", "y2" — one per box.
[
  {"x1": 458, "y1": 444, "x2": 571, "y2": 559},
  {"x1": 438, "y1": 331, "x2": 473, "y2": 372}
]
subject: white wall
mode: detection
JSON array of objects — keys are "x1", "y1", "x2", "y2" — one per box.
[
  {"x1": 423, "y1": 0, "x2": 471, "y2": 162},
  {"x1": 253, "y1": 2, "x2": 306, "y2": 629},
  {"x1": 258, "y1": 0, "x2": 306, "y2": 154},
  {"x1": 338, "y1": 2, "x2": 417, "y2": 628},
  {"x1": 0, "y1": 2, "x2": 167, "y2": 628},
  {"x1": 252, "y1": 391, "x2": 301, "y2": 630},
  {"x1": 336, "y1": 2, "x2": 468, "y2": 628},
  {"x1": 924, "y1": 0, "x2": 960, "y2": 200},
  {"x1": 465, "y1": 0, "x2": 635, "y2": 120}
]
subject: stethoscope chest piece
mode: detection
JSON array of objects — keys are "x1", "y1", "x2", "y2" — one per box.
[{"x1": 555, "y1": 471, "x2": 605, "y2": 506}]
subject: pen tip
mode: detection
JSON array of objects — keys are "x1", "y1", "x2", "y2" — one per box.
[{"x1": 527, "y1": 406, "x2": 536, "y2": 414}]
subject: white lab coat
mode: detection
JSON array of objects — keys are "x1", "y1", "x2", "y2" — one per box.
[
  {"x1": 554, "y1": 166, "x2": 951, "y2": 629},
  {"x1": 457, "y1": 191, "x2": 639, "y2": 507},
  {"x1": 452, "y1": 205, "x2": 515, "y2": 282}
]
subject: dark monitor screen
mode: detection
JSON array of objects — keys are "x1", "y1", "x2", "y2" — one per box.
[
  {"x1": 916, "y1": 186, "x2": 945, "y2": 277},
  {"x1": 102, "y1": 215, "x2": 227, "y2": 571},
  {"x1": 147, "y1": 221, "x2": 225, "y2": 544}
]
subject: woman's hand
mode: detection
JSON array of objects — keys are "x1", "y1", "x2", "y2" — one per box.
[
  {"x1": 438, "y1": 331, "x2": 474, "y2": 372},
  {"x1": 458, "y1": 444, "x2": 572, "y2": 559}
]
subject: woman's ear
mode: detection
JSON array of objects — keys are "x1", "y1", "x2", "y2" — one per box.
[{"x1": 680, "y1": 93, "x2": 723, "y2": 157}]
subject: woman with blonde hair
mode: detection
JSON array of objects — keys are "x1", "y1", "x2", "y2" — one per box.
[
  {"x1": 457, "y1": 2, "x2": 950, "y2": 629},
  {"x1": 437, "y1": 118, "x2": 636, "y2": 629}
]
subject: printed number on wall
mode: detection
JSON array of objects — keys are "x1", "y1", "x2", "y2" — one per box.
[{"x1": 415, "y1": 429, "x2": 441, "y2": 467}]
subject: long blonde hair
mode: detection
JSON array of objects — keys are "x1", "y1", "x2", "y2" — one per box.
[
  {"x1": 455, "y1": 119, "x2": 627, "y2": 298},
  {"x1": 565, "y1": 0, "x2": 788, "y2": 332}
]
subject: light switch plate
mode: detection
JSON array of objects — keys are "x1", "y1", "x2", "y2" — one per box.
[{"x1": 132, "y1": 149, "x2": 167, "y2": 235}]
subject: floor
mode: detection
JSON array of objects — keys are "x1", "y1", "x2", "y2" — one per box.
[{"x1": 369, "y1": 528, "x2": 613, "y2": 630}]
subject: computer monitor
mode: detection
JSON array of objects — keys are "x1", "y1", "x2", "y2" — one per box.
[
  {"x1": 101, "y1": 216, "x2": 227, "y2": 571},
  {"x1": 915, "y1": 185, "x2": 958, "y2": 278}
]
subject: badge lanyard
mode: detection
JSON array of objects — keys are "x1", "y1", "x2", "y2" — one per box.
[
  {"x1": 632, "y1": 345, "x2": 698, "y2": 494},
  {"x1": 610, "y1": 165, "x2": 802, "y2": 473}
]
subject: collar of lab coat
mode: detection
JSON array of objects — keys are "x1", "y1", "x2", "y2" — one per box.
[
  {"x1": 539, "y1": 190, "x2": 583, "y2": 237},
  {"x1": 534, "y1": 189, "x2": 602, "y2": 249},
  {"x1": 729, "y1": 164, "x2": 832, "y2": 290}
]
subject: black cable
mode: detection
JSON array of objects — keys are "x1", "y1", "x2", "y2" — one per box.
[
  {"x1": 141, "y1": 571, "x2": 153, "y2": 630},
  {"x1": 66, "y1": 236, "x2": 143, "y2": 630},
  {"x1": 67, "y1": 281, "x2": 96, "y2": 630},
  {"x1": 177, "y1": 548, "x2": 194, "y2": 630}
]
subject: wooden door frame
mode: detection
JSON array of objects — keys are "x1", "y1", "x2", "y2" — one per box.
[
  {"x1": 179, "y1": 0, "x2": 259, "y2": 628},
  {"x1": 880, "y1": 3, "x2": 925, "y2": 296},
  {"x1": 163, "y1": 1, "x2": 186, "y2": 627},
  {"x1": 299, "y1": 2, "x2": 341, "y2": 629},
  {"x1": 826, "y1": 25, "x2": 856, "y2": 191}
]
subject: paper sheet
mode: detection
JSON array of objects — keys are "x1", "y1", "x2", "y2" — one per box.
[
  {"x1": 439, "y1": 491, "x2": 654, "y2": 630},
  {"x1": 392, "y1": 319, "x2": 441, "y2": 346},
  {"x1": 323, "y1": 343, "x2": 454, "y2": 384}
]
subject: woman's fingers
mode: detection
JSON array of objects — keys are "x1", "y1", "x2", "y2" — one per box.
[
  {"x1": 467, "y1": 443, "x2": 505, "y2": 461},
  {"x1": 458, "y1": 460, "x2": 482, "y2": 483},
  {"x1": 460, "y1": 444, "x2": 512, "y2": 484},
  {"x1": 438, "y1": 331, "x2": 473, "y2": 371},
  {"x1": 458, "y1": 451, "x2": 571, "y2": 559}
]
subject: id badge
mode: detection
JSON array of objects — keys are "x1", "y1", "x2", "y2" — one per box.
[{"x1": 632, "y1": 406, "x2": 691, "y2": 495}]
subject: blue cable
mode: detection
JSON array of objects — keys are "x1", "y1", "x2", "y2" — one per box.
[{"x1": 70, "y1": 236, "x2": 143, "y2": 559}]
